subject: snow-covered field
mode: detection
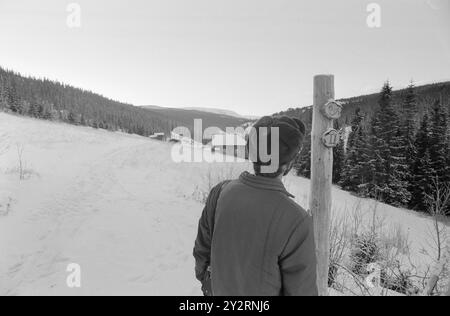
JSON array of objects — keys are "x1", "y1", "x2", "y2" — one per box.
[{"x1": 0, "y1": 113, "x2": 445, "y2": 295}]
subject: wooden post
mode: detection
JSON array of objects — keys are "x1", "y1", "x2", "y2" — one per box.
[{"x1": 310, "y1": 74, "x2": 340, "y2": 296}]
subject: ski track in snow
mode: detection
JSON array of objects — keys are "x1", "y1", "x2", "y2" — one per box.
[{"x1": 0, "y1": 113, "x2": 446, "y2": 296}]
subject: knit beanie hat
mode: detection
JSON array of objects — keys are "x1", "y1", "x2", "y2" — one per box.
[{"x1": 247, "y1": 115, "x2": 306, "y2": 168}]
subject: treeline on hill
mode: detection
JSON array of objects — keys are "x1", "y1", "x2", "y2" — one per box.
[
  {"x1": 0, "y1": 67, "x2": 181, "y2": 136},
  {"x1": 278, "y1": 81, "x2": 450, "y2": 128},
  {"x1": 141, "y1": 106, "x2": 249, "y2": 136},
  {"x1": 286, "y1": 82, "x2": 450, "y2": 215}
]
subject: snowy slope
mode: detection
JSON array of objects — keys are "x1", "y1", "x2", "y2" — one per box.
[
  {"x1": 0, "y1": 113, "x2": 247, "y2": 295},
  {"x1": 0, "y1": 113, "x2": 444, "y2": 295},
  {"x1": 284, "y1": 175, "x2": 443, "y2": 269}
]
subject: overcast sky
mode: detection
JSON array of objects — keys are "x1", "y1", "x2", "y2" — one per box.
[{"x1": 0, "y1": 0, "x2": 449, "y2": 116}]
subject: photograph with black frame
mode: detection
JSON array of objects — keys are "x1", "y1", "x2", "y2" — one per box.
[{"x1": 0, "y1": 0, "x2": 449, "y2": 304}]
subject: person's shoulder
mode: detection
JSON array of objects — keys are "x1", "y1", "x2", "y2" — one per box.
[
  {"x1": 277, "y1": 194, "x2": 310, "y2": 222},
  {"x1": 275, "y1": 195, "x2": 313, "y2": 240},
  {"x1": 210, "y1": 180, "x2": 233, "y2": 193}
]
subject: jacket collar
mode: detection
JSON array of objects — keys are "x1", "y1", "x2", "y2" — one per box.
[{"x1": 239, "y1": 171, "x2": 295, "y2": 198}]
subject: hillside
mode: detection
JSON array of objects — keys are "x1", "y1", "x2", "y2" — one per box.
[
  {"x1": 141, "y1": 105, "x2": 250, "y2": 136},
  {"x1": 0, "y1": 113, "x2": 446, "y2": 295},
  {"x1": 0, "y1": 67, "x2": 250, "y2": 139},
  {"x1": 182, "y1": 106, "x2": 259, "y2": 120}
]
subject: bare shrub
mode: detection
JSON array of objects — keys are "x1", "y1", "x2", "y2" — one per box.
[
  {"x1": 193, "y1": 164, "x2": 242, "y2": 203},
  {"x1": 348, "y1": 201, "x2": 384, "y2": 277},
  {"x1": 17, "y1": 143, "x2": 25, "y2": 180},
  {"x1": 422, "y1": 179, "x2": 450, "y2": 296},
  {"x1": 328, "y1": 203, "x2": 370, "y2": 294},
  {"x1": 3, "y1": 144, "x2": 38, "y2": 180},
  {"x1": 329, "y1": 200, "x2": 422, "y2": 296},
  {"x1": 0, "y1": 196, "x2": 13, "y2": 216},
  {"x1": 381, "y1": 224, "x2": 411, "y2": 257},
  {"x1": 380, "y1": 261, "x2": 417, "y2": 295},
  {"x1": 350, "y1": 233, "x2": 381, "y2": 276},
  {"x1": 329, "y1": 208, "x2": 350, "y2": 287}
]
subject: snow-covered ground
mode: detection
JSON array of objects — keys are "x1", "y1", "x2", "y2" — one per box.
[
  {"x1": 285, "y1": 177, "x2": 443, "y2": 268},
  {"x1": 0, "y1": 113, "x2": 446, "y2": 295}
]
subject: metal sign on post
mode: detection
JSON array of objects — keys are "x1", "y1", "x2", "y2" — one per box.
[{"x1": 309, "y1": 74, "x2": 341, "y2": 296}]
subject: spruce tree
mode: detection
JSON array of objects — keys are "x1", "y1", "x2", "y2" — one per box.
[
  {"x1": 294, "y1": 130, "x2": 311, "y2": 178},
  {"x1": 6, "y1": 81, "x2": 20, "y2": 113},
  {"x1": 362, "y1": 82, "x2": 411, "y2": 205},
  {"x1": 429, "y1": 99, "x2": 449, "y2": 184},
  {"x1": 389, "y1": 123, "x2": 413, "y2": 205},
  {"x1": 42, "y1": 102, "x2": 52, "y2": 120},
  {"x1": 28, "y1": 101, "x2": 41, "y2": 118},
  {"x1": 332, "y1": 121, "x2": 345, "y2": 184},
  {"x1": 0, "y1": 77, "x2": 7, "y2": 110},
  {"x1": 401, "y1": 82, "x2": 418, "y2": 200},
  {"x1": 409, "y1": 114, "x2": 434, "y2": 211},
  {"x1": 339, "y1": 109, "x2": 365, "y2": 191},
  {"x1": 358, "y1": 115, "x2": 379, "y2": 197},
  {"x1": 402, "y1": 82, "x2": 418, "y2": 145}
]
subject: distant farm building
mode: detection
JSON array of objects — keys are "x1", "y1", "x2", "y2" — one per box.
[
  {"x1": 169, "y1": 131, "x2": 203, "y2": 147},
  {"x1": 149, "y1": 132, "x2": 165, "y2": 141}
]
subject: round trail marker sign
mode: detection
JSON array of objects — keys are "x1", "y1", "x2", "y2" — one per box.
[
  {"x1": 321, "y1": 99, "x2": 343, "y2": 120},
  {"x1": 322, "y1": 128, "x2": 340, "y2": 148}
]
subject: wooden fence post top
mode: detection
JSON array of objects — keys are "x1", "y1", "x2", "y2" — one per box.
[
  {"x1": 313, "y1": 74, "x2": 334, "y2": 85},
  {"x1": 313, "y1": 75, "x2": 335, "y2": 100},
  {"x1": 314, "y1": 74, "x2": 334, "y2": 78}
]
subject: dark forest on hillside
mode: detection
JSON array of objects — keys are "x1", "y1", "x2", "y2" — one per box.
[
  {"x1": 0, "y1": 67, "x2": 184, "y2": 136},
  {"x1": 141, "y1": 106, "x2": 249, "y2": 135},
  {"x1": 0, "y1": 67, "x2": 249, "y2": 138}
]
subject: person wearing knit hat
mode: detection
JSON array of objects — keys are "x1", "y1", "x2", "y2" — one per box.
[
  {"x1": 194, "y1": 114, "x2": 317, "y2": 296},
  {"x1": 247, "y1": 115, "x2": 306, "y2": 177}
]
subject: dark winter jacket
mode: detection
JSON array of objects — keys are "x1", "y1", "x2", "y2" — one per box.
[{"x1": 193, "y1": 171, "x2": 318, "y2": 296}]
